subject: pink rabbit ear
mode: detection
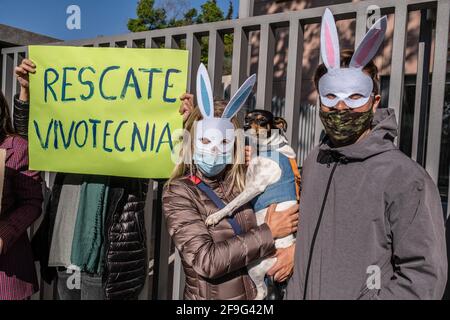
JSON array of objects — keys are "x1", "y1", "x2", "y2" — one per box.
[
  {"x1": 320, "y1": 8, "x2": 340, "y2": 69},
  {"x1": 350, "y1": 16, "x2": 387, "y2": 68}
]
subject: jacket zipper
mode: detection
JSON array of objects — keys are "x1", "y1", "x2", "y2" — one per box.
[{"x1": 302, "y1": 160, "x2": 339, "y2": 300}]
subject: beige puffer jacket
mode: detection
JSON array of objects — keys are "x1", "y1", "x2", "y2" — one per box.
[{"x1": 162, "y1": 170, "x2": 275, "y2": 300}]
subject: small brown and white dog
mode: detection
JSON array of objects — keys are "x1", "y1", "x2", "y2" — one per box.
[{"x1": 205, "y1": 109, "x2": 299, "y2": 300}]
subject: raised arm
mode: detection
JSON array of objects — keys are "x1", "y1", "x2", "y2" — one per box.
[{"x1": 14, "y1": 58, "x2": 35, "y2": 138}]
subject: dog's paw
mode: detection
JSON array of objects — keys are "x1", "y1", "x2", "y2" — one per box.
[
  {"x1": 205, "y1": 213, "x2": 222, "y2": 226},
  {"x1": 254, "y1": 286, "x2": 267, "y2": 300}
]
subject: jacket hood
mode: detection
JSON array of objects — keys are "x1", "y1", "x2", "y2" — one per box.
[{"x1": 319, "y1": 108, "x2": 398, "y2": 161}]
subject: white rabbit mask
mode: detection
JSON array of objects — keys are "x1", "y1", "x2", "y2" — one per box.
[
  {"x1": 318, "y1": 8, "x2": 387, "y2": 109},
  {"x1": 194, "y1": 63, "x2": 256, "y2": 158}
]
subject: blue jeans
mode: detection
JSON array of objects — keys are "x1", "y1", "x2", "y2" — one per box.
[{"x1": 57, "y1": 269, "x2": 104, "y2": 300}]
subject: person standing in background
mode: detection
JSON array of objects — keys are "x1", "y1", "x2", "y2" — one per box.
[
  {"x1": 15, "y1": 59, "x2": 149, "y2": 300},
  {"x1": 0, "y1": 90, "x2": 43, "y2": 300}
]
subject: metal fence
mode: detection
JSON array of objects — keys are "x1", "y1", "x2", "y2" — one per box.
[{"x1": 1, "y1": 0, "x2": 449, "y2": 300}]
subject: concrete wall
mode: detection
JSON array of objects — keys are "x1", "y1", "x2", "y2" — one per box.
[{"x1": 0, "y1": 23, "x2": 59, "y2": 51}]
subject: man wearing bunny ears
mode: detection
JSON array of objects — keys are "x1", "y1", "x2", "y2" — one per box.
[{"x1": 285, "y1": 9, "x2": 447, "y2": 300}]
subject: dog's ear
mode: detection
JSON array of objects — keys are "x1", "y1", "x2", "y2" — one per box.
[{"x1": 274, "y1": 117, "x2": 288, "y2": 133}]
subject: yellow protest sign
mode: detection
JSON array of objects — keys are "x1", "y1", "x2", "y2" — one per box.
[{"x1": 28, "y1": 46, "x2": 188, "y2": 178}]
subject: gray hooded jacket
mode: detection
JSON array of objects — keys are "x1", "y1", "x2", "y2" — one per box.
[{"x1": 286, "y1": 108, "x2": 447, "y2": 300}]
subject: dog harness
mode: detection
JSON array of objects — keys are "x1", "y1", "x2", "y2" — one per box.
[
  {"x1": 255, "y1": 141, "x2": 301, "y2": 202},
  {"x1": 189, "y1": 175, "x2": 243, "y2": 235},
  {"x1": 251, "y1": 150, "x2": 299, "y2": 213}
]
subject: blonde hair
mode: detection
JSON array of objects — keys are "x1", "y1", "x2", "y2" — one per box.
[{"x1": 167, "y1": 100, "x2": 246, "y2": 195}]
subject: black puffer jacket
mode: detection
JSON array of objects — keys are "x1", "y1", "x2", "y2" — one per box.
[{"x1": 14, "y1": 95, "x2": 149, "y2": 300}]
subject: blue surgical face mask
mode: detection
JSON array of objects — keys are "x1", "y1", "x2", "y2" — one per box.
[{"x1": 193, "y1": 151, "x2": 233, "y2": 177}]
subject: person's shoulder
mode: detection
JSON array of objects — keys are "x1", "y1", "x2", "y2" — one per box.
[
  {"x1": 380, "y1": 149, "x2": 436, "y2": 194},
  {"x1": 163, "y1": 175, "x2": 195, "y2": 197},
  {"x1": 162, "y1": 175, "x2": 200, "y2": 214},
  {"x1": 384, "y1": 149, "x2": 430, "y2": 179},
  {"x1": 0, "y1": 135, "x2": 28, "y2": 155},
  {"x1": 10, "y1": 135, "x2": 28, "y2": 150},
  {"x1": 1, "y1": 135, "x2": 31, "y2": 170}
]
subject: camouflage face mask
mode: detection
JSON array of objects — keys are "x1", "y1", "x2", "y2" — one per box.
[{"x1": 319, "y1": 107, "x2": 374, "y2": 147}]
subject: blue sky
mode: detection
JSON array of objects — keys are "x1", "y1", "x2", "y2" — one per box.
[{"x1": 0, "y1": 0, "x2": 239, "y2": 41}]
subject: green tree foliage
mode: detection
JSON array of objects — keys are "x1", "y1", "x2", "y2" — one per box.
[
  {"x1": 128, "y1": 0, "x2": 235, "y2": 74},
  {"x1": 127, "y1": 0, "x2": 167, "y2": 32},
  {"x1": 197, "y1": 0, "x2": 224, "y2": 23},
  {"x1": 226, "y1": 1, "x2": 233, "y2": 20},
  {"x1": 168, "y1": 8, "x2": 198, "y2": 27}
]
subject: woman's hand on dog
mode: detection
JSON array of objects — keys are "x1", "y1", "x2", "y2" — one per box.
[
  {"x1": 265, "y1": 203, "x2": 299, "y2": 239},
  {"x1": 267, "y1": 244, "x2": 295, "y2": 282},
  {"x1": 179, "y1": 93, "x2": 194, "y2": 122}
]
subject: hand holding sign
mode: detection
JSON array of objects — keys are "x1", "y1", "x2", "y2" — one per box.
[
  {"x1": 29, "y1": 46, "x2": 188, "y2": 179},
  {"x1": 15, "y1": 58, "x2": 36, "y2": 102},
  {"x1": 179, "y1": 93, "x2": 194, "y2": 122}
]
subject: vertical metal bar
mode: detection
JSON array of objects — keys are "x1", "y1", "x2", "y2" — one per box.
[
  {"x1": 306, "y1": 104, "x2": 311, "y2": 160},
  {"x1": 145, "y1": 37, "x2": 152, "y2": 48},
  {"x1": 411, "y1": 41, "x2": 425, "y2": 161},
  {"x1": 313, "y1": 43, "x2": 324, "y2": 148},
  {"x1": 284, "y1": 19, "x2": 304, "y2": 156},
  {"x1": 239, "y1": 0, "x2": 254, "y2": 19},
  {"x1": 208, "y1": 30, "x2": 225, "y2": 99},
  {"x1": 355, "y1": 7, "x2": 368, "y2": 46},
  {"x1": 147, "y1": 37, "x2": 160, "y2": 48},
  {"x1": 314, "y1": 97, "x2": 323, "y2": 146},
  {"x1": 165, "y1": 36, "x2": 180, "y2": 50},
  {"x1": 425, "y1": 0, "x2": 450, "y2": 183},
  {"x1": 311, "y1": 105, "x2": 317, "y2": 154},
  {"x1": 256, "y1": 23, "x2": 275, "y2": 110},
  {"x1": 299, "y1": 108, "x2": 305, "y2": 164},
  {"x1": 152, "y1": 180, "x2": 170, "y2": 299},
  {"x1": 231, "y1": 26, "x2": 249, "y2": 96},
  {"x1": 388, "y1": 3, "x2": 408, "y2": 143},
  {"x1": 3, "y1": 54, "x2": 14, "y2": 108},
  {"x1": 1, "y1": 53, "x2": 5, "y2": 94},
  {"x1": 138, "y1": 180, "x2": 155, "y2": 300},
  {"x1": 172, "y1": 250, "x2": 184, "y2": 300},
  {"x1": 12, "y1": 53, "x2": 18, "y2": 103},
  {"x1": 186, "y1": 33, "x2": 202, "y2": 93},
  {"x1": 302, "y1": 107, "x2": 307, "y2": 164},
  {"x1": 12, "y1": 52, "x2": 25, "y2": 120},
  {"x1": 411, "y1": 9, "x2": 432, "y2": 164},
  {"x1": 1, "y1": 53, "x2": 4, "y2": 92}
]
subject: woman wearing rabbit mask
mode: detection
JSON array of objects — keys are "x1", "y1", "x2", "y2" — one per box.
[
  {"x1": 162, "y1": 64, "x2": 299, "y2": 300},
  {"x1": 286, "y1": 8, "x2": 447, "y2": 300}
]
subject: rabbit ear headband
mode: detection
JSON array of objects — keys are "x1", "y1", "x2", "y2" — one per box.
[
  {"x1": 195, "y1": 63, "x2": 256, "y2": 155},
  {"x1": 319, "y1": 8, "x2": 387, "y2": 109}
]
